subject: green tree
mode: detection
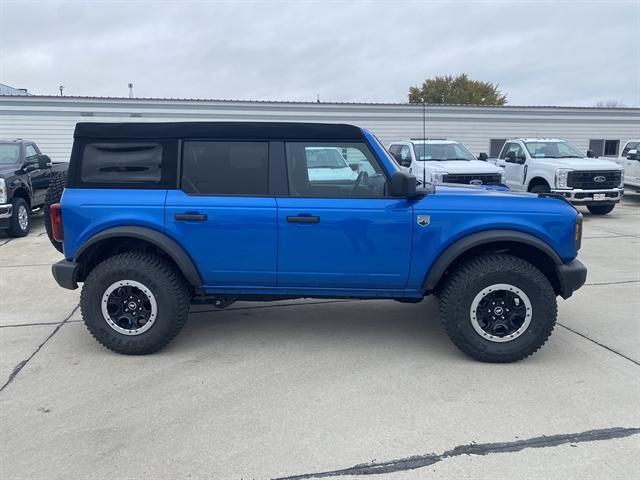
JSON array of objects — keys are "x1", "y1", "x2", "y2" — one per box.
[{"x1": 408, "y1": 73, "x2": 507, "y2": 105}]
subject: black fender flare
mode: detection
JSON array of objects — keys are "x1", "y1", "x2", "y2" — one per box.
[
  {"x1": 421, "y1": 229, "x2": 562, "y2": 292},
  {"x1": 74, "y1": 226, "x2": 202, "y2": 287}
]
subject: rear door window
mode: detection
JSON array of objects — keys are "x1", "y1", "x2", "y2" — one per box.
[
  {"x1": 181, "y1": 141, "x2": 269, "y2": 195},
  {"x1": 81, "y1": 143, "x2": 163, "y2": 184}
]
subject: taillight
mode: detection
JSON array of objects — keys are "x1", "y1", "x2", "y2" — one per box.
[{"x1": 50, "y1": 203, "x2": 64, "y2": 242}]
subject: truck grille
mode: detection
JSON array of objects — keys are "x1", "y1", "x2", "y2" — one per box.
[
  {"x1": 444, "y1": 173, "x2": 503, "y2": 185},
  {"x1": 567, "y1": 170, "x2": 621, "y2": 190}
]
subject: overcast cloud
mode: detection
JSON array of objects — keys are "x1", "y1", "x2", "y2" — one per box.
[{"x1": 0, "y1": 0, "x2": 638, "y2": 106}]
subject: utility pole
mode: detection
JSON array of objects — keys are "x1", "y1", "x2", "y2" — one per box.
[
  {"x1": 59, "y1": 85, "x2": 64, "y2": 96},
  {"x1": 128, "y1": 83, "x2": 134, "y2": 98}
]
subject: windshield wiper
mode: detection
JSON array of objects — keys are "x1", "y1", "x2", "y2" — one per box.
[{"x1": 445, "y1": 158, "x2": 472, "y2": 161}]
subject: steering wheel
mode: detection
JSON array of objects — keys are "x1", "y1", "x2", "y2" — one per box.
[{"x1": 353, "y1": 171, "x2": 369, "y2": 191}]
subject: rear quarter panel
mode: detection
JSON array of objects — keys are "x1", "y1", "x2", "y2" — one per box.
[{"x1": 61, "y1": 188, "x2": 167, "y2": 260}]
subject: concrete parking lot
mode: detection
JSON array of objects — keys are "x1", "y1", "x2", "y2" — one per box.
[{"x1": 1, "y1": 195, "x2": 639, "y2": 480}]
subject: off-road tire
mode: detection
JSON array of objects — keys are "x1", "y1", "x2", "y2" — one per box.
[
  {"x1": 529, "y1": 184, "x2": 551, "y2": 194},
  {"x1": 7, "y1": 197, "x2": 30, "y2": 237},
  {"x1": 587, "y1": 204, "x2": 615, "y2": 215},
  {"x1": 438, "y1": 254, "x2": 557, "y2": 363},
  {"x1": 81, "y1": 252, "x2": 191, "y2": 355},
  {"x1": 44, "y1": 171, "x2": 67, "y2": 253}
]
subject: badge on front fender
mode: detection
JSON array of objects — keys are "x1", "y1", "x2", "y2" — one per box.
[{"x1": 417, "y1": 215, "x2": 430, "y2": 227}]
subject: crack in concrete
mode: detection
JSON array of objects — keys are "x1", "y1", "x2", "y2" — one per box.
[
  {"x1": 0, "y1": 263, "x2": 53, "y2": 269},
  {"x1": 557, "y1": 323, "x2": 640, "y2": 366},
  {"x1": 0, "y1": 304, "x2": 80, "y2": 394},
  {"x1": 272, "y1": 427, "x2": 640, "y2": 479},
  {"x1": 0, "y1": 238, "x2": 13, "y2": 246},
  {"x1": 585, "y1": 279, "x2": 640, "y2": 286},
  {"x1": 0, "y1": 319, "x2": 82, "y2": 329}
]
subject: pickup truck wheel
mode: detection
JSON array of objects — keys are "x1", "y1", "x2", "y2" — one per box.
[
  {"x1": 44, "y1": 171, "x2": 67, "y2": 253},
  {"x1": 438, "y1": 254, "x2": 557, "y2": 363},
  {"x1": 6, "y1": 198, "x2": 30, "y2": 237},
  {"x1": 80, "y1": 252, "x2": 191, "y2": 355},
  {"x1": 587, "y1": 204, "x2": 615, "y2": 215},
  {"x1": 529, "y1": 184, "x2": 550, "y2": 194}
]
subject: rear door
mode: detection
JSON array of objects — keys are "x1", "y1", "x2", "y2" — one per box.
[
  {"x1": 276, "y1": 141, "x2": 413, "y2": 290},
  {"x1": 165, "y1": 141, "x2": 277, "y2": 288}
]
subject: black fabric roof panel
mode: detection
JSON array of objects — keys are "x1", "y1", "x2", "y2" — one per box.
[{"x1": 74, "y1": 122, "x2": 365, "y2": 141}]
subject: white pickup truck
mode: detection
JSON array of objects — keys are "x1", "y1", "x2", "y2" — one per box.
[
  {"x1": 607, "y1": 139, "x2": 640, "y2": 192},
  {"x1": 388, "y1": 139, "x2": 505, "y2": 187},
  {"x1": 489, "y1": 138, "x2": 624, "y2": 215}
]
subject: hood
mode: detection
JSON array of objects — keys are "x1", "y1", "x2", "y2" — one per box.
[
  {"x1": 534, "y1": 157, "x2": 622, "y2": 170},
  {"x1": 420, "y1": 160, "x2": 502, "y2": 174},
  {"x1": 432, "y1": 183, "x2": 534, "y2": 198},
  {"x1": 0, "y1": 164, "x2": 20, "y2": 177}
]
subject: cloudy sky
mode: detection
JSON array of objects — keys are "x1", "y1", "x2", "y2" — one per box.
[{"x1": 0, "y1": 0, "x2": 638, "y2": 106}]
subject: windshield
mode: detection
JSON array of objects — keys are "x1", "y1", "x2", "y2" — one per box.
[
  {"x1": 306, "y1": 148, "x2": 349, "y2": 169},
  {"x1": 525, "y1": 141, "x2": 584, "y2": 159},
  {"x1": 0, "y1": 144, "x2": 21, "y2": 164},
  {"x1": 414, "y1": 143, "x2": 476, "y2": 161}
]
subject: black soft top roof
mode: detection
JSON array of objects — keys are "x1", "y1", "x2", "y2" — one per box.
[{"x1": 74, "y1": 121, "x2": 365, "y2": 141}]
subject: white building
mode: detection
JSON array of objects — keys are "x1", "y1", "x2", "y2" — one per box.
[{"x1": 0, "y1": 95, "x2": 638, "y2": 162}]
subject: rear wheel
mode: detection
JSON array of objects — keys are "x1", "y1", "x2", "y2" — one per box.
[
  {"x1": 44, "y1": 171, "x2": 67, "y2": 253},
  {"x1": 6, "y1": 198, "x2": 30, "y2": 237},
  {"x1": 80, "y1": 252, "x2": 191, "y2": 354},
  {"x1": 438, "y1": 254, "x2": 557, "y2": 363},
  {"x1": 587, "y1": 204, "x2": 615, "y2": 215}
]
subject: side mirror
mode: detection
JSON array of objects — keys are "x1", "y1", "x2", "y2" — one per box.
[
  {"x1": 586, "y1": 150, "x2": 596, "y2": 158},
  {"x1": 478, "y1": 152, "x2": 488, "y2": 161},
  {"x1": 392, "y1": 152, "x2": 411, "y2": 167},
  {"x1": 505, "y1": 151, "x2": 525, "y2": 165},
  {"x1": 38, "y1": 154, "x2": 52, "y2": 169},
  {"x1": 627, "y1": 149, "x2": 639, "y2": 161},
  {"x1": 389, "y1": 171, "x2": 420, "y2": 198}
]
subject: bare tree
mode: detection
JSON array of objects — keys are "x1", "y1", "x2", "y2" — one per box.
[{"x1": 594, "y1": 99, "x2": 626, "y2": 108}]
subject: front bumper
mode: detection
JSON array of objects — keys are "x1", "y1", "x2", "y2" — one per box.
[
  {"x1": 551, "y1": 187, "x2": 623, "y2": 205},
  {"x1": 555, "y1": 259, "x2": 587, "y2": 299},
  {"x1": 0, "y1": 203, "x2": 12, "y2": 229},
  {"x1": 52, "y1": 260, "x2": 79, "y2": 290},
  {"x1": 0, "y1": 203, "x2": 13, "y2": 219}
]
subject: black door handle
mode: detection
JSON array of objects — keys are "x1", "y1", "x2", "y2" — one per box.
[
  {"x1": 175, "y1": 213, "x2": 208, "y2": 221},
  {"x1": 287, "y1": 215, "x2": 320, "y2": 224}
]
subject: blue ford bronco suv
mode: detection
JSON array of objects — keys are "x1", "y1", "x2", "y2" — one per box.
[{"x1": 50, "y1": 122, "x2": 587, "y2": 362}]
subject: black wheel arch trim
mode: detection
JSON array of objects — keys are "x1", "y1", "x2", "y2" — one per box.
[
  {"x1": 74, "y1": 226, "x2": 203, "y2": 287},
  {"x1": 422, "y1": 229, "x2": 563, "y2": 293}
]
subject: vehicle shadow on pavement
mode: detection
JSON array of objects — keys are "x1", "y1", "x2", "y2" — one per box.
[{"x1": 169, "y1": 297, "x2": 460, "y2": 359}]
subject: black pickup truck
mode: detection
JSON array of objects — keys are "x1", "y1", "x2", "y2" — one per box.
[{"x1": 0, "y1": 139, "x2": 68, "y2": 237}]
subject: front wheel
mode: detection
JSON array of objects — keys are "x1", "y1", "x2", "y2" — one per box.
[
  {"x1": 7, "y1": 198, "x2": 30, "y2": 237},
  {"x1": 80, "y1": 252, "x2": 191, "y2": 354},
  {"x1": 587, "y1": 204, "x2": 615, "y2": 215},
  {"x1": 438, "y1": 254, "x2": 557, "y2": 363}
]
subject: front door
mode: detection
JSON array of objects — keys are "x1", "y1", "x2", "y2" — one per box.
[
  {"x1": 24, "y1": 143, "x2": 50, "y2": 206},
  {"x1": 277, "y1": 141, "x2": 413, "y2": 290},
  {"x1": 502, "y1": 142, "x2": 527, "y2": 190},
  {"x1": 165, "y1": 140, "x2": 277, "y2": 287}
]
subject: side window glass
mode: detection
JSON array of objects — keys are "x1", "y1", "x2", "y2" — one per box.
[
  {"x1": 505, "y1": 143, "x2": 524, "y2": 159},
  {"x1": 81, "y1": 143, "x2": 162, "y2": 184},
  {"x1": 25, "y1": 145, "x2": 38, "y2": 159},
  {"x1": 499, "y1": 143, "x2": 513, "y2": 159},
  {"x1": 182, "y1": 141, "x2": 268, "y2": 195},
  {"x1": 622, "y1": 142, "x2": 638, "y2": 157},
  {"x1": 388, "y1": 145, "x2": 400, "y2": 155},
  {"x1": 399, "y1": 145, "x2": 411, "y2": 161},
  {"x1": 285, "y1": 142, "x2": 387, "y2": 198}
]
